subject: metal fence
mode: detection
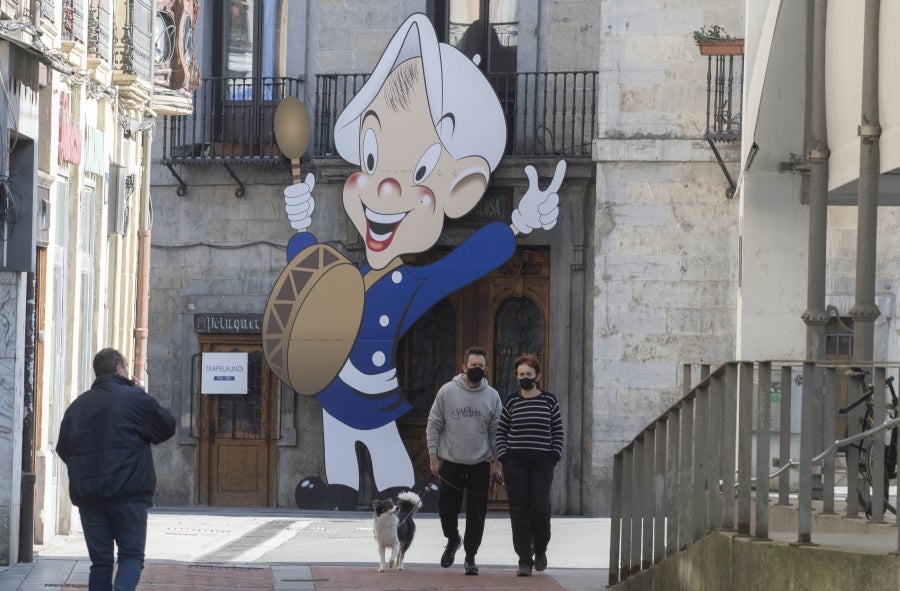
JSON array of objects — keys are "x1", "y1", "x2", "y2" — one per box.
[
  {"x1": 160, "y1": 76, "x2": 305, "y2": 163},
  {"x1": 609, "y1": 360, "x2": 900, "y2": 586},
  {"x1": 312, "y1": 70, "x2": 597, "y2": 159},
  {"x1": 704, "y1": 54, "x2": 743, "y2": 143},
  {"x1": 160, "y1": 70, "x2": 595, "y2": 196}
]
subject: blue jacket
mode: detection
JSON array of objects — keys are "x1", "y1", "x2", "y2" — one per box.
[
  {"x1": 286, "y1": 222, "x2": 516, "y2": 429},
  {"x1": 57, "y1": 374, "x2": 176, "y2": 507}
]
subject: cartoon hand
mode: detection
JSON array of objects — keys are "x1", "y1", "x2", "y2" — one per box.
[
  {"x1": 510, "y1": 160, "x2": 566, "y2": 235},
  {"x1": 284, "y1": 173, "x2": 316, "y2": 231}
]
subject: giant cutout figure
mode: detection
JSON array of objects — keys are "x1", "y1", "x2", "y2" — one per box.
[{"x1": 263, "y1": 13, "x2": 565, "y2": 509}]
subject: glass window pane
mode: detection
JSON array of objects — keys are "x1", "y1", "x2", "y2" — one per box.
[
  {"x1": 488, "y1": 0, "x2": 517, "y2": 73},
  {"x1": 493, "y1": 296, "x2": 542, "y2": 397},
  {"x1": 445, "y1": 0, "x2": 517, "y2": 73},
  {"x1": 449, "y1": 1, "x2": 483, "y2": 62},
  {"x1": 225, "y1": 0, "x2": 254, "y2": 78},
  {"x1": 398, "y1": 300, "x2": 457, "y2": 413}
]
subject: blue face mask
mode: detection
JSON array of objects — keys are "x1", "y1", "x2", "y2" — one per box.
[
  {"x1": 466, "y1": 367, "x2": 485, "y2": 383},
  {"x1": 518, "y1": 377, "x2": 536, "y2": 391}
]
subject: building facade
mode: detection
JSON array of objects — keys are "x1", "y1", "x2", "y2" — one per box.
[
  {"x1": 15, "y1": 0, "x2": 897, "y2": 563},
  {"x1": 0, "y1": 0, "x2": 196, "y2": 567},
  {"x1": 146, "y1": 0, "x2": 749, "y2": 518}
]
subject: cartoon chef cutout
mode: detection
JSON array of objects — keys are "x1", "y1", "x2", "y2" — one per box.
[{"x1": 263, "y1": 13, "x2": 565, "y2": 509}]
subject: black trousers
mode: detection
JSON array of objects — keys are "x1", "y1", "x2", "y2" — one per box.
[
  {"x1": 437, "y1": 460, "x2": 491, "y2": 557},
  {"x1": 503, "y1": 457, "x2": 555, "y2": 566}
]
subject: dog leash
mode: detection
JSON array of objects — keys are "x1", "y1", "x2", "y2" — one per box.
[
  {"x1": 391, "y1": 477, "x2": 437, "y2": 528},
  {"x1": 395, "y1": 469, "x2": 503, "y2": 527},
  {"x1": 432, "y1": 470, "x2": 504, "y2": 498}
]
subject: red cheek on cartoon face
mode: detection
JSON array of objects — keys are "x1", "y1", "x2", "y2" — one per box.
[
  {"x1": 415, "y1": 185, "x2": 436, "y2": 213},
  {"x1": 345, "y1": 171, "x2": 369, "y2": 193}
]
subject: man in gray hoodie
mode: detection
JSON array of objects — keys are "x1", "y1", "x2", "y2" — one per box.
[{"x1": 426, "y1": 345, "x2": 502, "y2": 575}]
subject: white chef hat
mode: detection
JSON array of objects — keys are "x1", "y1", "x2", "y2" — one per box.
[{"x1": 334, "y1": 13, "x2": 507, "y2": 171}]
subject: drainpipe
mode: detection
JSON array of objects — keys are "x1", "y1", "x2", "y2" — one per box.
[
  {"x1": 799, "y1": 0, "x2": 830, "y2": 540},
  {"x1": 802, "y1": 0, "x2": 829, "y2": 361},
  {"x1": 849, "y1": 0, "x2": 881, "y2": 364},
  {"x1": 133, "y1": 120, "x2": 153, "y2": 385}
]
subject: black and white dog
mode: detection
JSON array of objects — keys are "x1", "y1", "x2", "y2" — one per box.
[{"x1": 371, "y1": 491, "x2": 422, "y2": 572}]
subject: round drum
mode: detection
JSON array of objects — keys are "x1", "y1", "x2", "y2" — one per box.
[{"x1": 263, "y1": 244, "x2": 364, "y2": 395}]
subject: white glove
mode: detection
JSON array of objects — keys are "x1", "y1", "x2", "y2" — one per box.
[
  {"x1": 511, "y1": 160, "x2": 566, "y2": 234},
  {"x1": 284, "y1": 173, "x2": 316, "y2": 231}
]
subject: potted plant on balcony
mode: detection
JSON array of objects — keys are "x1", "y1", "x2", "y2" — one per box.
[{"x1": 692, "y1": 25, "x2": 744, "y2": 56}]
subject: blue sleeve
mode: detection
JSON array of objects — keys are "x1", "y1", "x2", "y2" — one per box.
[
  {"x1": 401, "y1": 222, "x2": 516, "y2": 333},
  {"x1": 287, "y1": 232, "x2": 318, "y2": 260}
]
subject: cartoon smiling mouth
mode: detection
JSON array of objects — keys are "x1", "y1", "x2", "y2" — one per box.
[{"x1": 365, "y1": 207, "x2": 407, "y2": 251}]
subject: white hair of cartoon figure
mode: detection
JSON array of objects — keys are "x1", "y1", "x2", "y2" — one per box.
[{"x1": 334, "y1": 13, "x2": 507, "y2": 172}]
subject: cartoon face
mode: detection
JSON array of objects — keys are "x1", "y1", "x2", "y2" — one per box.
[{"x1": 342, "y1": 58, "x2": 490, "y2": 270}]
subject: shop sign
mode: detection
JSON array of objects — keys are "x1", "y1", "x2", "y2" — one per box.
[
  {"x1": 201, "y1": 352, "x2": 248, "y2": 395},
  {"x1": 59, "y1": 92, "x2": 82, "y2": 165}
]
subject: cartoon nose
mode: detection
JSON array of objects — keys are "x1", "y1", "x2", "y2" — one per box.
[{"x1": 378, "y1": 178, "x2": 402, "y2": 199}]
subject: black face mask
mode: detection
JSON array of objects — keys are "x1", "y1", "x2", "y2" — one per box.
[
  {"x1": 518, "y1": 377, "x2": 536, "y2": 391},
  {"x1": 466, "y1": 367, "x2": 485, "y2": 383}
]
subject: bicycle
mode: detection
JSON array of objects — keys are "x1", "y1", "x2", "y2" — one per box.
[{"x1": 838, "y1": 369, "x2": 899, "y2": 517}]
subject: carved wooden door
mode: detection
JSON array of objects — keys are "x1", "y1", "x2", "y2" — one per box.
[{"x1": 396, "y1": 248, "x2": 550, "y2": 509}]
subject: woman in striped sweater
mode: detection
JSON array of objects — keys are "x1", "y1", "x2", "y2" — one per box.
[{"x1": 496, "y1": 353, "x2": 564, "y2": 577}]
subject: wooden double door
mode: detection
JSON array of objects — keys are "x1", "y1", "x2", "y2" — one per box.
[
  {"x1": 196, "y1": 336, "x2": 278, "y2": 506},
  {"x1": 395, "y1": 248, "x2": 551, "y2": 508}
]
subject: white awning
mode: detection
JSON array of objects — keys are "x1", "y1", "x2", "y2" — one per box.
[{"x1": 826, "y1": 0, "x2": 900, "y2": 195}]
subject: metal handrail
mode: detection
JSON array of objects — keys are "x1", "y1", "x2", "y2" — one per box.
[
  {"x1": 815, "y1": 415, "x2": 900, "y2": 464},
  {"x1": 751, "y1": 415, "x2": 900, "y2": 483},
  {"x1": 609, "y1": 360, "x2": 900, "y2": 586}
]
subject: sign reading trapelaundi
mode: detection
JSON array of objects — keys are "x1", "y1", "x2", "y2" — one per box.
[{"x1": 201, "y1": 352, "x2": 249, "y2": 395}]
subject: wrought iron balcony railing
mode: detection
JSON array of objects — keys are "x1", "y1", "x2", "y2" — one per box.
[
  {"x1": 160, "y1": 70, "x2": 596, "y2": 195},
  {"x1": 160, "y1": 76, "x2": 304, "y2": 196},
  {"x1": 702, "y1": 53, "x2": 744, "y2": 198},
  {"x1": 313, "y1": 70, "x2": 597, "y2": 159},
  {"x1": 704, "y1": 53, "x2": 743, "y2": 143}
]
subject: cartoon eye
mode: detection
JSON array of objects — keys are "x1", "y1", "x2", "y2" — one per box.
[
  {"x1": 413, "y1": 143, "x2": 442, "y2": 184},
  {"x1": 363, "y1": 128, "x2": 378, "y2": 174}
]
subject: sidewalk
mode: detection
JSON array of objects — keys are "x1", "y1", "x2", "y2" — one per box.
[{"x1": 0, "y1": 507, "x2": 610, "y2": 590}]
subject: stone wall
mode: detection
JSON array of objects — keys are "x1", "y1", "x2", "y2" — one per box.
[
  {"x1": 590, "y1": 0, "x2": 744, "y2": 515},
  {"x1": 0, "y1": 274, "x2": 25, "y2": 565},
  {"x1": 147, "y1": 158, "x2": 356, "y2": 506}
]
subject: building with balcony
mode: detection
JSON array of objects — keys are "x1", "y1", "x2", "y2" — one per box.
[
  {"x1": 0, "y1": 0, "x2": 196, "y2": 567},
  {"x1": 143, "y1": 0, "x2": 744, "y2": 520},
  {"x1": 149, "y1": 0, "x2": 603, "y2": 513},
  {"x1": 0, "y1": 0, "x2": 892, "y2": 582},
  {"x1": 607, "y1": 0, "x2": 900, "y2": 586}
]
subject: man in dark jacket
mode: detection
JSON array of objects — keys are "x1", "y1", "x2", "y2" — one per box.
[{"x1": 57, "y1": 348, "x2": 176, "y2": 591}]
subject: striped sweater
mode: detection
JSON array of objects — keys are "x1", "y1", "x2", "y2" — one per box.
[{"x1": 496, "y1": 390, "x2": 564, "y2": 462}]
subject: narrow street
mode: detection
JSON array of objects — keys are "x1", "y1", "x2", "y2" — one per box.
[{"x1": 1, "y1": 507, "x2": 610, "y2": 590}]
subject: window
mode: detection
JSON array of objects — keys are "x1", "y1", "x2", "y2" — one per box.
[
  {"x1": 214, "y1": 0, "x2": 283, "y2": 100},
  {"x1": 50, "y1": 177, "x2": 69, "y2": 448},
  {"x1": 79, "y1": 184, "x2": 96, "y2": 391},
  {"x1": 434, "y1": 0, "x2": 518, "y2": 150},
  {"x1": 397, "y1": 300, "x2": 457, "y2": 414},
  {"x1": 493, "y1": 296, "x2": 542, "y2": 397},
  {"x1": 87, "y1": 0, "x2": 111, "y2": 62},
  {"x1": 436, "y1": 0, "x2": 518, "y2": 74},
  {"x1": 63, "y1": 0, "x2": 85, "y2": 43}
]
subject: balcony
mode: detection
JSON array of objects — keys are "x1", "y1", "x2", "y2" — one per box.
[
  {"x1": 701, "y1": 48, "x2": 744, "y2": 198},
  {"x1": 313, "y1": 71, "x2": 597, "y2": 159},
  {"x1": 160, "y1": 70, "x2": 597, "y2": 196}
]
